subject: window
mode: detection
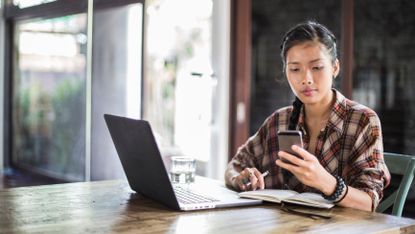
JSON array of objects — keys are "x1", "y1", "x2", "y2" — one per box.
[
  {"x1": 12, "y1": 14, "x2": 87, "y2": 180},
  {"x1": 10, "y1": 0, "x2": 56, "y2": 8},
  {"x1": 5, "y1": 0, "x2": 144, "y2": 181}
]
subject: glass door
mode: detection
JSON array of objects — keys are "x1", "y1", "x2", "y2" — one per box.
[{"x1": 12, "y1": 14, "x2": 87, "y2": 181}]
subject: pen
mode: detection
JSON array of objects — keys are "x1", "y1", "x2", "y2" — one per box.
[{"x1": 244, "y1": 170, "x2": 270, "y2": 187}]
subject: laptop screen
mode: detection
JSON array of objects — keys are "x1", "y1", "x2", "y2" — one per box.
[{"x1": 104, "y1": 114, "x2": 180, "y2": 210}]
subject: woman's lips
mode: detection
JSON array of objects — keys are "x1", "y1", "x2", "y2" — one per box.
[{"x1": 301, "y1": 88, "x2": 316, "y2": 96}]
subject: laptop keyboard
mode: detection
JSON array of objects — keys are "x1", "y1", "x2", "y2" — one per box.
[{"x1": 174, "y1": 186, "x2": 220, "y2": 204}]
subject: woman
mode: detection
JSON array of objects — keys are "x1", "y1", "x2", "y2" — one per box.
[{"x1": 225, "y1": 20, "x2": 390, "y2": 211}]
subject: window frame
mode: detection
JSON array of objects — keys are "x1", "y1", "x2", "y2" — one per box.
[{"x1": 2, "y1": 0, "x2": 144, "y2": 177}]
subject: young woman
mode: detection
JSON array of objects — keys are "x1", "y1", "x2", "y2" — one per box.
[{"x1": 225, "y1": 21, "x2": 390, "y2": 211}]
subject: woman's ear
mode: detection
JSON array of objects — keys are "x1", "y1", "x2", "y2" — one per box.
[{"x1": 333, "y1": 59, "x2": 340, "y2": 78}]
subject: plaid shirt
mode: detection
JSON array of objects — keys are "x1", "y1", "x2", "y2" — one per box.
[{"x1": 226, "y1": 89, "x2": 390, "y2": 210}]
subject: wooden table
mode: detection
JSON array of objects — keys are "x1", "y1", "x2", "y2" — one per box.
[{"x1": 1, "y1": 180, "x2": 415, "y2": 233}]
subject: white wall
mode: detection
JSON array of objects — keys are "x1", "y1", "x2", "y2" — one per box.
[{"x1": 90, "y1": 4, "x2": 142, "y2": 180}]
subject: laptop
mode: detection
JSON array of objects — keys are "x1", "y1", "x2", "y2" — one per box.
[{"x1": 104, "y1": 114, "x2": 262, "y2": 211}]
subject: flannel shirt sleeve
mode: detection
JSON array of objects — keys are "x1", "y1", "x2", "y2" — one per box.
[
  {"x1": 225, "y1": 119, "x2": 269, "y2": 189},
  {"x1": 347, "y1": 114, "x2": 391, "y2": 211}
]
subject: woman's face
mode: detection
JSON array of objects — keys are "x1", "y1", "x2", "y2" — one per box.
[{"x1": 285, "y1": 41, "x2": 339, "y2": 107}]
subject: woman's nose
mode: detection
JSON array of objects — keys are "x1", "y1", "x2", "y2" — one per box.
[
  {"x1": 301, "y1": 70, "x2": 313, "y2": 85},
  {"x1": 302, "y1": 80, "x2": 313, "y2": 85}
]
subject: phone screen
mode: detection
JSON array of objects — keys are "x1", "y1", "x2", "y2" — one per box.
[{"x1": 277, "y1": 130, "x2": 303, "y2": 159}]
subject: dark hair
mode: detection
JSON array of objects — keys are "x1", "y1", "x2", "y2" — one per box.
[{"x1": 280, "y1": 20, "x2": 337, "y2": 130}]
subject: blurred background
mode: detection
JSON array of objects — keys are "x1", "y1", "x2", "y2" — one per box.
[{"x1": 0, "y1": 0, "x2": 414, "y2": 217}]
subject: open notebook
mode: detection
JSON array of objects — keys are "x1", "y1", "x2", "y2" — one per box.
[{"x1": 238, "y1": 189, "x2": 334, "y2": 209}]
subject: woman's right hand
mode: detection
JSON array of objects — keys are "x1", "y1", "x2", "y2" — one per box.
[{"x1": 232, "y1": 167, "x2": 265, "y2": 191}]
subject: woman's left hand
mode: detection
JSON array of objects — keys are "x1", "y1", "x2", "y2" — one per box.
[{"x1": 275, "y1": 145, "x2": 336, "y2": 195}]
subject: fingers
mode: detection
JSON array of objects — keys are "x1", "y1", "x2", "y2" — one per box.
[
  {"x1": 245, "y1": 168, "x2": 258, "y2": 190},
  {"x1": 252, "y1": 168, "x2": 265, "y2": 190},
  {"x1": 276, "y1": 148, "x2": 320, "y2": 181},
  {"x1": 235, "y1": 168, "x2": 251, "y2": 191},
  {"x1": 278, "y1": 145, "x2": 318, "y2": 166},
  {"x1": 291, "y1": 145, "x2": 315, "y2": 161},
  {"x1": 236, "y1": 167, "x2": 265, "y2": 191},
  {"x1": 277, "y1": 150, "x2": 305, "y2": 167},
  {"x1": 275, "y1": 156, "x2": 300, "y2": 173}
]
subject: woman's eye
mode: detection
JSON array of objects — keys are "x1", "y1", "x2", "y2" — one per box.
[
  {"x1": 289, "y1": 68, "x2": 300, "y2": 72},
  {"x1": 312, "y1": 66, "x2": 324, "y2": 71}
]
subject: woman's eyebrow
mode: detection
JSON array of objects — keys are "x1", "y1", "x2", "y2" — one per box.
[
  {"x1": 287, "y1": 58, "x2": 323, "y2": 65},
  {"x1": 309, "y1": 58, "x2": 323, "y2": 63}
]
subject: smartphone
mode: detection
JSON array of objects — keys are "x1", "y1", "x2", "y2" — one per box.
[{"x1": 277, "y1": 130, "x2": 304, "y2": 162}]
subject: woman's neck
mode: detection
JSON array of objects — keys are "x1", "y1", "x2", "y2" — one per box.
[{"x1": 304, "y1": 90, "x2": 335, "y2": 123}]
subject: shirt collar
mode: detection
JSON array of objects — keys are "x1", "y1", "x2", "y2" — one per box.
[{"x1": 297, "y1": 88, "x2": 346, "y2": 134}]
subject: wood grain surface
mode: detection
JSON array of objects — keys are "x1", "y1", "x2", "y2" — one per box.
[{"x1": 1, "y1": 180, "x2": 414, "y2": 234}]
